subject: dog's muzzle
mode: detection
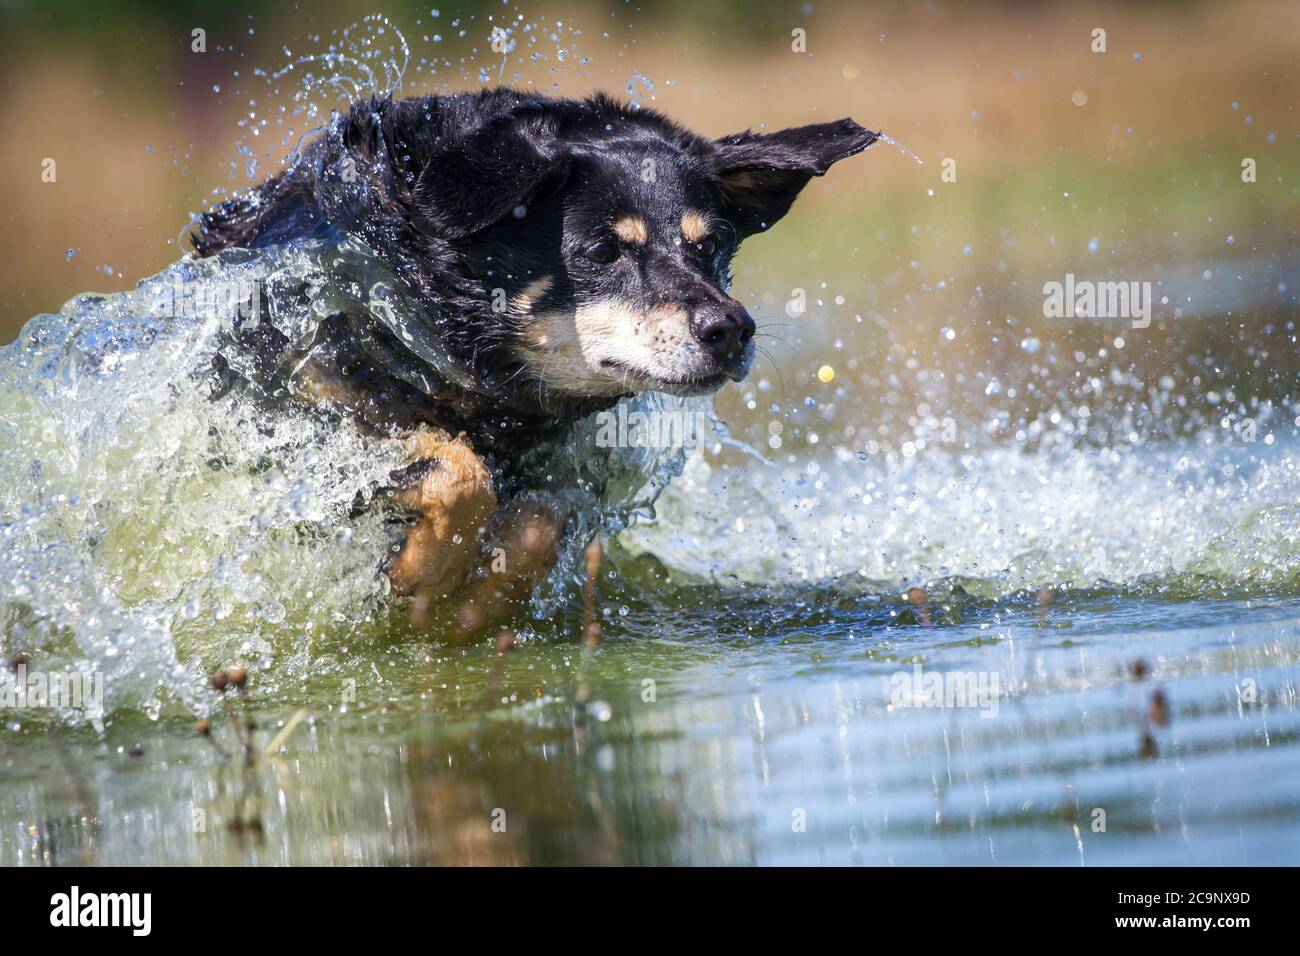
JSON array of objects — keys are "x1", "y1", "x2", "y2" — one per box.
[{"x1": 688, "y1": 300, "x2": 756, "y2": 380}]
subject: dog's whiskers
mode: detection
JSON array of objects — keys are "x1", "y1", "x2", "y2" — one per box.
[{"x1": 753, "y1": 344, "x2": 787, "y2": 399}]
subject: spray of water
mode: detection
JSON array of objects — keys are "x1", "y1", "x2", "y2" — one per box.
[
  {"x1": 0, "y1": 240, "x2": 701, "y2": 720},
  {"x1": 4, "y1": 12, "x2": 1297, "y2": 726}
]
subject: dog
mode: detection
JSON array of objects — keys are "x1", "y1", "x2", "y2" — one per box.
[{"x1": 192, "y1": 89, "x2": 877, "y2": 637}]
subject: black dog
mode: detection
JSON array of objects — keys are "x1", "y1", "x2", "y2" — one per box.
[{"x1": 194, "y1": 89, "x2": 877, "y2": 632}]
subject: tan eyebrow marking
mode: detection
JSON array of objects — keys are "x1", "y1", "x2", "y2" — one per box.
[
  {"x1": 611, "y1": 215, "x2": 648, "y2": 245},
  {"x1": 509, "y1": 275, "x2": 553, "y2": 314},
  {"x1": 681, "y1": 210, "x2": 713, "y2": 243}
]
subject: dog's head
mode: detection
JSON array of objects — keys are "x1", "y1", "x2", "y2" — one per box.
[
  {"x1": 494, "y1": 139, "x2": 766, "y2": 400},
  {"x1": 196, "y1": 91, "x2": 878, "y2": 410}
]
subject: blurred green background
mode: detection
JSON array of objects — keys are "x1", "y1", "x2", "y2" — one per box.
[{"x1": 1, "y1": 0, "x2": 1297, "y2": 446}]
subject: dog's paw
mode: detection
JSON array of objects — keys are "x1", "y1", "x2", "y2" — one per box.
[
  {"x1": 447, "y1": 497, "x2": 564, "y2": 640},
  {"x1": 384, "y1": 431, "x2": 497, "y2": 600}
]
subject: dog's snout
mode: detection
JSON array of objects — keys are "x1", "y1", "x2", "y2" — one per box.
[{"x1": 690, "y1": 301, "x2": 756, "y2": 366}]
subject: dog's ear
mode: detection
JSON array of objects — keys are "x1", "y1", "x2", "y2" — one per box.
[
  {"x1": 711, "y1": 119, "x2": 878, "y2": 237},
  {"x1": 406, "y1": 114, "x2": 570, "y2": 241}
]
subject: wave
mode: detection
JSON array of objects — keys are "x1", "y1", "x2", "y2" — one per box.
[{"x1": 621, "y1": 429, "x2": 1300, "y2": 598}]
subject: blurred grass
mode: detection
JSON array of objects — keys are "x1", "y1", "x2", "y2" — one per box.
[{"x1": 1, "y1": 0, "x2": 1297, "y2": 430}]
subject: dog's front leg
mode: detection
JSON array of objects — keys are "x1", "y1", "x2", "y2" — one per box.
[
  {"x1": 385, "y1": 430, "x2": 498, "y2": 607},
  {"x1": 449, "y1": 497, "x2": 565, "y2": 639},
  {"x1": 381, "y1": 430, "x2": 566, "y2": 639}
]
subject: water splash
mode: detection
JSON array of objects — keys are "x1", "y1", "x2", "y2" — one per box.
[
  {"x1": 0, "y1": 241, "x2": 702, "y2": 721},
  {"x1": 874, "y1": 132, "x2": 924, "y2": 165},
  {"x1": 623, "y1": 432, "x2": 1300, "y2": 597},
  {"x1": 9, "y1": 12, "x2": 1297, "y2": 727},
  {"x1": 209, "y1": 10, "x2": 593, "y2": 200},
  {"x1": 625, "y1": 72, "x2": 655, "y2": 109}
]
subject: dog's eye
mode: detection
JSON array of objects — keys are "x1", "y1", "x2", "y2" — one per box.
[
  {"x1": 695, "y1": 237, "x2": 718, "y2": 257},
  {"x1": 585, "y1": 239, "x2": 619, "y2": 264}
]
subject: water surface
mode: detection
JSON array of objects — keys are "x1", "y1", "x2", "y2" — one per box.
[{"x1": 1, "y1": 248, "x2": 1296, "y2": 864}]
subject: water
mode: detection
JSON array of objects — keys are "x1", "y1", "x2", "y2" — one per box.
[
  {"x1": 2, "y1": 240, "x2": 1296, "y2": 864},
  {"x1": 3, "y1": 14, "x2": 1300, "y2": 866},
  {"x1": 0, "y1": 240, "x2": 696, "y2": 719}
]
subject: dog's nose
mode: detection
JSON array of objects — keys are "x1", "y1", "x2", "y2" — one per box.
[{"x1": 690, "y1": 302, "x2": 756, "y2": 366}]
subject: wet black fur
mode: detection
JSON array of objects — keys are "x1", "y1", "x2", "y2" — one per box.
[{"x1": 194, "y1": 89, "x2": 877, "y2": 461}]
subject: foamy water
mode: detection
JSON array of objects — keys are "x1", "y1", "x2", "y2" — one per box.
[
  {"x1": 626, "y1": 431, "x2": 1300, "y2": 596},
  {"x1": 0, "y1": 241, "x2": 697, "y2": 719},
  {"x1": 2, "y1": 236, "x2": 1298, "y2": 724},
  {"x1": 1, "y1": 11, "x2": 1297, "y2": 732}
]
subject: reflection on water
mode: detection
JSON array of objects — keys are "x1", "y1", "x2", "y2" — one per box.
[{"x1": 5, "y1": 579, "x2": 1298, "y2": 866}]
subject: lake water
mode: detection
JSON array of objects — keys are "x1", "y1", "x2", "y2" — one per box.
[{"x1": 1, "y1": 238, "x2": 1298, "y2": 865}]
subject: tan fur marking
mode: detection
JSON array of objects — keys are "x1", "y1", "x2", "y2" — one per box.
[
  {"x1": 291, "y1": 357, "x2": 368, "y2": 409},
  {"x1": 387, "y1": 432, "x2": 498, "y2": 600},
  {"x1": 611, "y1": 215, "x2": 648, "y2": 245},
  {"x1": 509, "y1": 275, "x2": 553, "y2": 315},
  {"x1": 451, "y1": 499, "x2": 564, "y2": 639},
  {"x1": 386, "y1": 433, "x2": 566, "y2": 637},
  {"x1": 516, "y1": 300, "x2": 694, "y2": 396},
  {"x1": 681, "y1": 210, "x2": 713, "y2": 243}
]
